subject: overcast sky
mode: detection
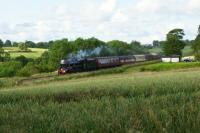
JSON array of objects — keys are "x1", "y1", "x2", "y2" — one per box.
[{"x1": 0, "y1": 0, "x2": 200, "y2": 44}]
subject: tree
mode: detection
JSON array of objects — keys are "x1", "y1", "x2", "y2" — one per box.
[
  {"x1": 153, "y1": 40, "x2": 160, "y2": 47},
  {"x1": 25, "y1": 41, "x2": 36, "y2": 48},
  {"x1": 0, "y1": 39, "x2": 10, "y2": 62},
  {"x1": 99, "y1": 46, "x2": 113, "y2": 57},
  {"x1": 0, "y1": 39, "x2": 3, "y2": 48},
  {"x1": 15, "y1": 55, "x2": 30, "y2": 66},
  {"x1": 73, "y1": 37, "x2": 105, "y2": 51},
  {"x1": 18, "y1": 42, "x2": 29, "y2": 51},
  {"x1": 13, "y1": 42, "x2": 19, "y2": 47},
  {"x1": 4, "y1": 40, "x2": 12, "y2": 47},
  {"x1": 162, "y1": 29, "x2": 186, "y2": 56},
  {"x1": 107, "y1": 40, "x2": 130, "y2": 56},
  {"x1": 130, "y1": 41, "x2": 147, "y2": 54},
  {"x1": 37, "y1": 42, "x2": 49, "y2": 48},
  {"x1": 36, "y1": 51, "x2": 51, "y2": 72},
  {"x1": 48, "y1": 39, "x2": 72, "y2": 69},
  {"x1": 192, "y1": 25, "x2": 200, "y2": 60},
  {"x1": 184, "y1": 39, "x2": 193, "y2": 46},
  {"x1": 130, "y1": 41, "x2": 141, "y2": 47},
  {"x1": 0, "y1": 48, "x2": 10, "y2": 62}
]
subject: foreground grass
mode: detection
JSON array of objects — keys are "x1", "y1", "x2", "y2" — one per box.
[
  {"x1": 3, "y1": 47, "x2": 47, "y2": 58},
  {"x1": 0, "y1": 69, "x2": 200, "y2": 132}
]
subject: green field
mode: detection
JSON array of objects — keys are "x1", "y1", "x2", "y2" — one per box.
[
  {"x1": 0, "y1": 62, "x2": 200, "y2": 132},
  {"x1": 3, "y1": 47, "x2": 47, "y2": 59},
  {"x1": 149, "y1": 45, "x2": 193, "y2": 56}
]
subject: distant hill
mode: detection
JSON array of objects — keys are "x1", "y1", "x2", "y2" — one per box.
[{"x1": 149, "y1": 45, "x2": 193, "y2": 56}]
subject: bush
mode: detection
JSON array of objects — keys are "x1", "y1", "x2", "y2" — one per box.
[
  {"x1": 0, "y1": 61, "x2": 23, "y2": 77},
  {"x1": 17, "y1": 62, "x2": 40, "y2": 77},
  {"x1": 140, "y1": 67, "x2": 146, "y2": 72},
  {"x1": 15, "y1": 55, "x2": 32, "y2": 66}
]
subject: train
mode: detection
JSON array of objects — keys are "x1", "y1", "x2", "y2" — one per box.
[{"x1": 58, "y1": 54, "x2": 161, "y2": 75}]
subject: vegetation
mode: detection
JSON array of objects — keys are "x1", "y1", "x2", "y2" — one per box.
[
  {"x1": 182, "y1": 45, "x2": 193, "y2": 56},
  {"x1": 0, "y1": 40, "x2": 10, "y2": 62},
  {"x1": 192, "y1": 26, "x2": 200, "y2": 60},
  {"x1": 1, "y1": 61, "x2": 200, "y2": 89},
  {"x1": 0, "y1": 54, "x2": 38, "y2": 77},
  {"x1": 0, "y1": 27, "x2": 197, "y2": 78},
  {"x1": 4, "y1": 40, "x2": 12, "y2": 47},
  {"x1": 3, "y1": 47, "x2": 47, "y2": 59},
  {"x1": 140, "y1": 62, "x2": 200, "y2": 72},
  {"x1": 18, "y1": 42, "x2": 29, "y2": 51},
  {"x1": 0, "y1": 61, "x2": 23, "y2": 77},
  {"x1": 162, "y1": 29, "x2": 186, "y2": 56},
  {"x1": 0, "y1": 67, "x2": 200, "y2": 132},
  {"x1": 149, "y1": 45, "x2": 193, "y2": 56},
  {"x1": 36, "y1": 38, "x2": 149, "y2": 72},
  {"x1": 0, "y1": 48, "x2": 10, "y2": 62},
  {"x1": 0, "y1": 15, "x2": 199, "y2": 132}
]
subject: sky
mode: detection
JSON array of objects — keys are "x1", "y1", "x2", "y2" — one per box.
[{"x1": 0, "y1": 0, "x2": 200, "y2": 44}]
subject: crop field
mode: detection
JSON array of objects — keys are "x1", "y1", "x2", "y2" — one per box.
[
  {"x1": 3, "y1": 47, "x2": 47, "y2": 59},
  {"x1": 0, "y1": 62, "x2": 200, "y2": 133}
]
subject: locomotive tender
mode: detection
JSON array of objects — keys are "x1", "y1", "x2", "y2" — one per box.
[{"x1": 58, "y1": 54, "x2": 160, "y2": 75}]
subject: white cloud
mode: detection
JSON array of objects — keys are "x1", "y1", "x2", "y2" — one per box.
[
  {"x1": 188, "y1": 0, "x2": 200, "y2": 10},
  {"x1": 0, "y1": 0, "x2": 200, "y2": 44},
  {"x1": 100, "y1": 0, "x2": 117, "y2": 12}
]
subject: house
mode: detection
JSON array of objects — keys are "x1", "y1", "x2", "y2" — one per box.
[{"x1": 162, "y1": 55, "x2": 180, "y2": 63}]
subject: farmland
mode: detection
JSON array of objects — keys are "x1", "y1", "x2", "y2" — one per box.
[
  {"x1": 3, "y1": 47, "x2": 47, "y2": 59},
  {"x1": 0, "y1": 62, "x2": 200, "y2": 133}
]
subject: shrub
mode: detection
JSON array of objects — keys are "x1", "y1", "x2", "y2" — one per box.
[
  {"x1": 15, "y1": 55, "x2": 32, "y2": 66},
  {"x1": 140, "y1": 67, "x2": 146, "y2": 72},
  {"x1": 18, "y1": 42, "x2": 29, "y2": 51},
  {"x1": 0, "y1": 61, "x2": 23, "y2": 77},
  {"x1": 17, "y1": 62, "x2": 40, "y2": 77}
]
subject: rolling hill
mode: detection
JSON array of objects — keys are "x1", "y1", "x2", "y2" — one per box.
[
  {"x1": 149, "y1": 45, "x2": 193, "y2": 56},
  {"x1": 3, "y1": 47, "x2": 47, "y2": 59}
]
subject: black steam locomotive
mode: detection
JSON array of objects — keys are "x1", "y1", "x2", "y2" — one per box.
[{"x1": 58, "y1": 54, "x2": 160, "y2": 75}]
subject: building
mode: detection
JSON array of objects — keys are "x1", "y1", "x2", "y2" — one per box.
[{"x1": 162, "y1": 55, "x2": 180, "y2": 63}]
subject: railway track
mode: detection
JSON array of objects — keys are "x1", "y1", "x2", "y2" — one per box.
[
  {"x1": 18, "y1": 60, "x2": 161, "y2": 85},
  {"x1": 18, "y1": 74, "x2": 58, "y2": 85}
]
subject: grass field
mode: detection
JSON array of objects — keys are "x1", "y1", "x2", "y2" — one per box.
[
  {"x1": 3, "y1": 47, "x2": 47, "y2": 59},
  {"x1": 0, "y1": 62, "x2": 200, "y2": 132},
  {"x1": 139, "y1": 62, "x2": 200, "y2": 72}
]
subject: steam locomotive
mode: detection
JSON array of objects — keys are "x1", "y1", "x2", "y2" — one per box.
[{"x1": 58, "y1": 54, "x2": 161, "y2": 75}]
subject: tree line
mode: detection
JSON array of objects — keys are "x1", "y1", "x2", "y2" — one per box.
[
  {"x1": 0, "y1": 37, "x2": 150, "y2": 77},
  {"x1": 0, "y1": 39, "x2": 50, "y2": 48},
  {"x1": 36, "y1": 38, "x2": 149, "y2": 72}
]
